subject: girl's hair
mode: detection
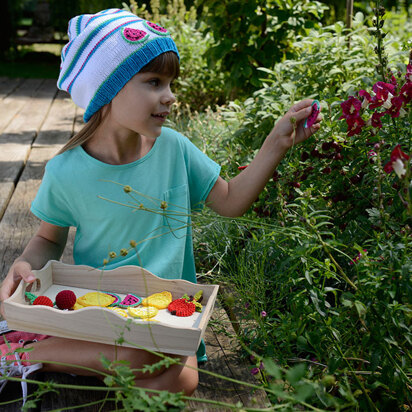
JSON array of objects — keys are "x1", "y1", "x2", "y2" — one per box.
[{"x1": 56, "y1": 51, "x2": 180, "y2": 155}]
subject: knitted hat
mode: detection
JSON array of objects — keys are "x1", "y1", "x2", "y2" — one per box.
[{"x1": 57, "y1": 8, "x2": 179, "y2": 122}]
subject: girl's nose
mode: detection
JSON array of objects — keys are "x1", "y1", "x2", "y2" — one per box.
[{"x1": 162, "y1": 87, "x2": 176, "y2": 106}]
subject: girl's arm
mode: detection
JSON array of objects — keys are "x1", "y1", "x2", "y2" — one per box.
[
  {"x1": 206, "y1": 99, "x2": 321, "y2": 217},
  {"x1": 0, "y1": 221, "x2": 69, "y2": 315}
]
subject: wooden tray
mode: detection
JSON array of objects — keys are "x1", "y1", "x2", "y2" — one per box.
[{"x1": 3, "y1": 261, "x2": 219, "y2": 356}]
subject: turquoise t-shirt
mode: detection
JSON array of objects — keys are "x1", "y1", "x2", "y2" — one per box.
[{"x1": 31, "y1": 127, "x2": 220, "y2": 362}]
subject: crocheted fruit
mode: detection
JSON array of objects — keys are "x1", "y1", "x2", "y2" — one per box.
[
  {"x1": 168, "y1": 299, "x2": 196, "y2": 317},
  {"x1": 122, "y1": 28, "x2": 148, "y2": 43},
  {"x1": 128, "y1": 306, "x2": 158, "y2": 319},
  {"x1": 55, "y1": 290, "x2": 77, "y2": 310},
  {"x1": 118, "y1": 293, "x2": 142, "y2": 308},
  {"x1": 144, "y1": 21, "x2": 168, "y2": 35},
  {"x1": 304, "y1": 100, "x2": 320, "y2": 129},
  {"x1": 108, "y1": 307, "x2": 128, "y2": 318},
  {"x1": 77, "y1": 292, "x2": 116, "y2": 307},
  {"x1": 105, "y1": 292, "x2": 121, "y2": 306},
  {"x1": 142, "y1": 291, "x2": 172, "y2": 309},
  {"x1": 32, "y1": 296, "x2": 54, "y2": 307}
]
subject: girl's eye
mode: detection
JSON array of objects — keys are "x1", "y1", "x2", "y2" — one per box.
[{"x1": 149, "y1": 79, "x2": 159, "y2": 86}]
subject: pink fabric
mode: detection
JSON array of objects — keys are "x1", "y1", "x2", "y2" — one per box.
[
  {"x1": 0, "y1": 342, "x2": 30, "y2": 366},
  {"x1": 0, "y1": 331, "x2": 50, "y2": 345}
]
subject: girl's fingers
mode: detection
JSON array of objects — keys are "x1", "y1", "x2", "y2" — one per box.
[{"x1": 290, "y1": 99, "x2": 313, "y2": 113}]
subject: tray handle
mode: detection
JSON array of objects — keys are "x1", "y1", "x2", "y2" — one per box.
[{"x1": 23, "y1": 278, "x2": 41, "y2": 302}]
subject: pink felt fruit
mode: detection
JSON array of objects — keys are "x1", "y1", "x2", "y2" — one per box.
[
  {"x1": 122, "y1": 28, "x2": 148, "y2": 43},
  {"x1": 144, "y1": 21, "x2": 168, "y2": 35},
  {"x1": 304, "y1": 100, "x2": 320, "y2": 129},
  {"x1": 118, "y1": 294, "x2": 142, "y2": 308}
]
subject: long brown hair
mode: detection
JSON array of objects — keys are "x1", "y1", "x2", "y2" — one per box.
[{"x1": 56, "y1": 51, "x2": 180, "y2": 155}]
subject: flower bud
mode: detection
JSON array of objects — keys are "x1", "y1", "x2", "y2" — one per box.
[
  {"x1": 109, "y1": 251, "x2": 117, "y2": 259},
  {"x1": 130, "y1": 240, "x2": 137, "y2": 247},
  {"x1": 123, "y1": 185, "x2": 132, "y2": 193}
]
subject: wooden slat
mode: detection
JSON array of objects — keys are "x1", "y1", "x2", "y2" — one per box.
[
  {"x1": 0, "y1": 79, "x2": 44, "y2": 133},
  {"x1": 0, "y1": 78, "x2": 24, "y2": 101},
  {"x1": 0, "y1": 79, "x2": 58, "y2": 221}
]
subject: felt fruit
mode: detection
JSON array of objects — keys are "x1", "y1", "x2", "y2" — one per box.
[
  {"x1": 118, "y1": 293, "x2": 142, "y2": 308},
  {"x1": 304, "y1": 100, "x2": 320, "y2": 129},
  {"x1": 33, "y1": 296, "x2": 54, "y2": 307},
  {"x1": 142, "y1": 291, "x2": 172, "y2": 309},
  {"x1": 105, "y1": 292, "x2": 121, "y2": 306},
  {"x1": 168, "y1": 299, "x2": 196, "y2": 317},
  {"x1": 55, "y1": 290, "x2": 77, "y2": 310},
  {"x1": 128, "y1": 306, "x2": 158, "y2": 319},
  {"x1": 144, "y1": 21, "x2": 168, "y2": 35},
  {"x1": 122, "y1": 28, "x2": 148, "y2": 43},
  {"x1": 77, "y1": 292, "x2": 116, "y2": 307},
  {"x1": 108, "y1": 307, "x2": 128, "y2": 318}
]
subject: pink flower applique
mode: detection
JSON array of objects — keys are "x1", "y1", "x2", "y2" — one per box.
[{"x1": 383, "y1": 145, "x2": 410, "y2": 178}]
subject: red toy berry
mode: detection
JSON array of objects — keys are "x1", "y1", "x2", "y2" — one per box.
[
  {"x1": 33, "y1": 296, "x2": 54, "y2": 307},
  {"x1": 168, "y1": 299, "x2": 196, "y2": 317},
  {"x1": 55, "y1": 290, "x2": 77, "y2": 310}
]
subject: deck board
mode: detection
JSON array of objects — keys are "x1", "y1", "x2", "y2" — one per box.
[{"x1": 0, "y1": 77, "x2": 268, "y2": 411}]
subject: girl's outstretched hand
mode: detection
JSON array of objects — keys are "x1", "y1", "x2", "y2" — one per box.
[
  {"x1": 0, "y1": 261, "x2": 36, "y2": 317},
  {"x1": 270, "y1": 99, "x2": 322, "y2": 149}
]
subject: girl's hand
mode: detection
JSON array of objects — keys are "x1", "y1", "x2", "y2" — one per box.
[
  {"x1": 0, "y1": 261, "x2": 36, "y2": 317},
  {"x1": 269, "y1": 99, "x2": 322, "y2": 150}
]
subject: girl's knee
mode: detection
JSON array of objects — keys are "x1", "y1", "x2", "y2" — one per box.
[{"x1": 180, "y1": 367, "x2": 198, "y2": 396}]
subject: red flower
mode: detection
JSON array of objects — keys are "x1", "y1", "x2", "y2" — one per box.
[
  {"x1": 340, "y1": 96, "x2": 362, "y2": 119},
  {"x1": 383, "y1": 144, "x2": 410, "y2": 177},
  {"x1": 369, "y1": 82, "x2": 395, "y2": 109},
  {"x1": 370, "y1": 111, "x2": 386, "y2": 128},
  {"x1": 400, "y1": 82, "x2": 412, "y2": 104},
  {"x1": 406, "y1": 63, "x2": 412, "y2": 82},
  {"x1": 386, "y1": 96, "x2": 405, "y2": 118},
  {"x1": 346, "y1": 116, "x2": 365, "y2": 136}
]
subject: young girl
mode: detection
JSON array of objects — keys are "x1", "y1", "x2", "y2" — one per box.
[{"x1": 0, "y1": 8, "x2": 321, "y2": 400}]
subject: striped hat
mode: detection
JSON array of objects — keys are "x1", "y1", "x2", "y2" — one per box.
[{"x1": 57, "y1": 8, "x2": 179, "y2": 122}]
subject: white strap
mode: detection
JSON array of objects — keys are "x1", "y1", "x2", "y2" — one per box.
[{"x1": 0, "y1": 352, "x2": 43, "y2": 405}]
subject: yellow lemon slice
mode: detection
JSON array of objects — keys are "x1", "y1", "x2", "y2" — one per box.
[
  {"x1": 72, "y1": 301, "x2": 85, "y2": 310},
  {"x1": 77, "y1": 292, "x2": 116, "y2": 307},
  {"x1": 108, "y1": 307, "x2": 128, "y2": 318},
  {"x1": 141, "y1": 291, "x2": 172, "y2": 309},
  {"x1": 128, "y1": 306, "x2": 158, "y2": 319}
]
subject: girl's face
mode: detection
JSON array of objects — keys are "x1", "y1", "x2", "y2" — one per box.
[{"x1": 108, "y1": 71, "x2": 176, "y2": 138}]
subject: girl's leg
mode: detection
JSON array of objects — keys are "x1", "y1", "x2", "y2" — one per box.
[{"x1": 25, "y1": 337, "x2": 199, "y2": 395}]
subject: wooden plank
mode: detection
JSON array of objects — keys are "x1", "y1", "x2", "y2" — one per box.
[
  {"x1": 0, "y1": 79, "x2": 57, "y2": 222},
  {"x1": 0, "y1": 78, "x2": 44, "y2": 134},
  {"x1": 0, "y1": 78, "x2": 24, "y2": 101}
]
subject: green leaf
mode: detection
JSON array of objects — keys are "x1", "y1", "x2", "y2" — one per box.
[
  {"x1": 286, "y1": 363, "x2": 306, "y2": 386},
  {"x1": 263, "y1": 358, "x2": 282, "y2": 380}
]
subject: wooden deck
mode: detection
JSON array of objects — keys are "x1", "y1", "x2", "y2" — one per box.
[{"x1": 0, "y1": 78, "x2": 269, "y2": 411}]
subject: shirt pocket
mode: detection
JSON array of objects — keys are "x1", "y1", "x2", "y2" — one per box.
[{"x1": 162, "y1": 184, "x2": 190, "y2": 238}]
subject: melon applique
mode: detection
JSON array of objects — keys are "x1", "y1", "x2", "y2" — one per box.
[
  {"x1": 143, "y1": 21, "x2": 169, "y2": 36},
  {"x1": 118, "y1": 293, "x2": 142, "y2": 308},
  {"x1": 122, "y1": 28, "x2": 149, "y2": 44}
]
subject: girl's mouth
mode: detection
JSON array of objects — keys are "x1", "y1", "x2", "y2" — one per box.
[{"x1": 152, "y1": 112, "x2": 169, "y2": 121}]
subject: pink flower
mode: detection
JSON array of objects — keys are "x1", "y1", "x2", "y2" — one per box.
[
  {"x1": 251, "y1": 367, "x2": 260, "y2": 375},
  {"x1": 369, "y1": 111, "x2": 386, "y2": 128},
  {"x1": 369, "y1": 82, "x2": 395, "y2": 109},
  {"x1": 384, "y1": 145, "x2": 410, "y2": 178},
  {"x1": 349, "y1": 249, "x2": 367, "y2": 265},
  {"x1": 400, "y1": 82, "x2": 412, "y2": 104},
  {"x1": 386, "y1": 96, "x2": 406, "y2": 118},
  {"x1": 346, "y1": 116, "x2": 365, "y2": 136},
  {"x1": 406, "y1": 63, "x2": 412, "y2": 82},
  {"x1": 261, "y1": 311, "x2": 267, "y2": 317},
  {"x1": 368, "y1": 150, "x2": 377, "y2": 158},
  {"x1": 340, "y1": 96, "x2": 362, "y2": 119}
]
